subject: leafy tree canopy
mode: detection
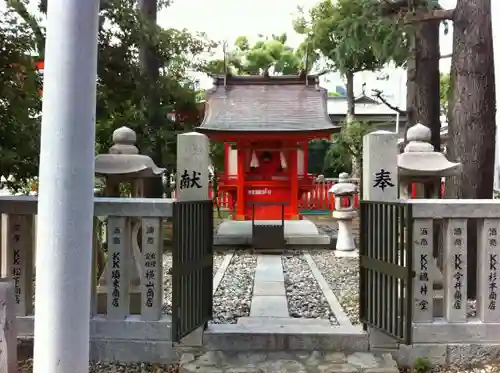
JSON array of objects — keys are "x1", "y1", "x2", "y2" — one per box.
[
  {"x1": 2, "y1": 0, "x2": 214, "y2": 191},
  {"x1": 294, "y1": 0, "x2": 409, "y2": 74},
  {"x1": 202, "y1": 33, "x2": 318, "y2": 76},
  {"x1": 0, "y1": 6, "x2": 42, "y2": 190}
]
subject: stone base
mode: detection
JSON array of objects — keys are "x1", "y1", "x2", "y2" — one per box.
[
  {"x1": 204, "y1": 323, "x2": 368, "y2": 351},
  {"x1": 379, "y1": 343, "x2": 500, "y2": 368},
  {"x1": 90, "y1": 339, "x2": 177, "y2": 364},
  {"x1": 180, "y1": 351, "x2": 399, "y2": 373},
  {"x1": 17, "y1": 315, "x2": 176, "y2": 364},
  {"x1": 214, "y1": 220, "x2": 331, "y2": 247}
]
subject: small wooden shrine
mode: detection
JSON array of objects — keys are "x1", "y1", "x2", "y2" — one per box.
[{"x1": 197, "y1": 74, "x2": 339, "y2": 221}]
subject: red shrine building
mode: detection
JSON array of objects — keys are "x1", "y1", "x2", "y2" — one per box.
[{"x1": 197, "y1": 74, "x2": 339, "y2": 221}]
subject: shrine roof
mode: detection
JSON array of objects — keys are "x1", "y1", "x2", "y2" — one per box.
[{"x1": 197, "y1": 74, "x2": 340, "y2": 133}]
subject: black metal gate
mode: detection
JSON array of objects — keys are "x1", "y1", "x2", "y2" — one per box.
[
  {"x1": 250, "y1": 202, "x2": 286, "y2": 251},
  {"x1": 359, "y1": 201, "x2": 414, "y2": 344},
  {"x1": 172, "y1": 200, "x2": 213, "y2": 342}
]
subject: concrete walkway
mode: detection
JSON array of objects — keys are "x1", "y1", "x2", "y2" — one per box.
[{"x1": 250, "y1": 255, "x2": 289, "y2": 318}]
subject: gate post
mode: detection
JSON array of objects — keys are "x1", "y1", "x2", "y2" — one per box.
[
  {"x1": 362, "y1": 130, "x2": 399, "y2": 201},
  {"x1": 361, "y1": 130, "x2": 399, "y2": 348},
  {"x1": 176, "y1": 132, "x2": 210, "y2": 201},
  {"x1": 174, "y1": 132, "x2": 210, "y2": 346}
]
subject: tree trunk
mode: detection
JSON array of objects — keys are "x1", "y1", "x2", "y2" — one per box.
[
  {"x1": 345, "y1": 71, "x2": 355, "y2": 124},
  {"x1": 345, "y1": 71, "x2": 360, "y2": 177},
  {"x1": 414, "y1": 21, "x2": 441, "y2": 152},
  {"x1": 138, "y1": 0, "x2": 164, "y2": 197},
  {"x1": 446, "y1": 0, "x2": 496, "y2": 199},
  {"x1": 406, "y1": 15, "x2": 441, "y2": 151},
  {"x1": 446, "y1": 0, "x2": 496, "y2": 298},
  {"x1": 415, "y1": 20, "x2": 442, "y2": 200}
]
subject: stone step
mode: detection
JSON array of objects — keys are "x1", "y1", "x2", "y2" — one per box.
[
  {"x1": 237, "y1": 316, "x2": 332, "y2": 328},
  {"x1": 204, "y1": 324, "x2": 369, "y2": 352},
  {"x1": 180, "y1": 350, "x2": 399, "y2": 373}
]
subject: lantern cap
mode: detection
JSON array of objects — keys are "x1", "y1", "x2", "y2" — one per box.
[
  {"x1": 398, "y1": 123, "x2": 461, "y2": 177},
  {"x1": 329, "y1": 172, "x2": 358, "y2": 195},
  {"x1": 95, "y1": 126, "x2": 165, "y2": 178}
]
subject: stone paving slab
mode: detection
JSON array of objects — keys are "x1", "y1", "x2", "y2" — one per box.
[
  {"x1": 237, "y1": 317, "x2": 332, "y2": 327},
  {"x1": 180, "y1": 351, "x2": 399, "y2": 373},
  {"x1": 253, "y1": 281, "x2": 286, "y2": 296},
  {"x1": 254, "y1": 255, "x2": 284, "y2": 283},
  {"x1": 204, "y1": 324, "x2": 368, "y2": 351},
  {"x1": 250, "y1": 295, "x2": 289, "y2": 317}
]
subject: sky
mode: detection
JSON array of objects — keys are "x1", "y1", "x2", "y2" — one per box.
[
  {"x1": 0, "y1": 0, "x2": 459, "y2": 94},
  {"x1": 158, "y1": 0, "x2": 457, "y2": 89},
  {"x1": 158, "y1": 0, "x2": 456, "y2": 54}
]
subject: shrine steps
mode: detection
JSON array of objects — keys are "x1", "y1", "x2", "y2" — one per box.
[
  {"x1": 203, "y1": 323, "x2": 368, "y2": 352},
  {"x1": 214, "y1": 219, "x2": 333, "y2": 248}
]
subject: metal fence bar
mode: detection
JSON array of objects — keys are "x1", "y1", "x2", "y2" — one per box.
[
  {"x1": 172, "y1": 200, "x2": 213, "y2": 342},
  {"x1": 359, "y1": 201, "x2": 414, "y2": 345}
]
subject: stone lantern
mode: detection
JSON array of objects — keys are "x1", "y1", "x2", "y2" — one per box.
[
  {"x1": 398, "y1": 123, "x2": 461, "y2": 198},
  {"x1": 328, "y1": 172, "x2": 358, "y2": 252},
  {"x1": 94, "y1": 126, "x2": 165, "y2": 314},
  {"x1": 398, "y1": 123, "x2": 462, "y2": 316},
  {"x1": 95, "y1": 126, "x2": 165, "y2": 197}
]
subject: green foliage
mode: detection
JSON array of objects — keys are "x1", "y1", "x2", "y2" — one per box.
[
  {"x1": 202, "y1": 34, "x2": 317, "y2": 76},
  {"x1": 93, "y1": 0, "x2": 212, "y2": 168},
  {"x1": 6, "y1": 0, "x2": 45, "y2": 57},
  {"x1": 308, "y1": 140, "x2": 350, "y2": 177},
  {"x1": 412, "y1": 356, "x2": 432, "y2": 373},
  {"x1": 3, "y1": 0, "x2": 213, "y2": 191},
  {"x1": 0, "y1": 6, "x2": 42, "y2": 191},
  {"x1": 322, "y1": 142, "x2": 352, "y2": 176},
  {"x1": 323, "y1": 120, "x2": 373, "y2": 172},
  {"x1": 209, "y1": 142, "x2": 225, "y2": 217},
  {"x1": 210, "y1": 142, "x2": 225, "y2": 174},
  {"x1": 294, "y1": 0, "x2": 409, "y2": 75},
  {"x1": 494, "y1": 189, "x2": 500, "y2": 200},
  {"x1": 440, "y1": 72, "x2": 450, "y2": 117}
]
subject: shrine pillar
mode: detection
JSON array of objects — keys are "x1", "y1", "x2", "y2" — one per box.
[
  {"x1": 236, "y1": 149, "x2": 245, "y2": 220},
  {"x1": 290, "y1": 148, "x2": 299, "y2": 220},
  {"x1": 303, "y1": 141, "x2": 309, "y2": 174},
  {"x1": 224, "y1": 142, "x2": 230, "y2": 174}
]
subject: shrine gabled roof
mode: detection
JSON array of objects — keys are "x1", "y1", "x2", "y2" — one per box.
[{"x1": 197, "y1": 75, "x2": 340, "y2": 133}]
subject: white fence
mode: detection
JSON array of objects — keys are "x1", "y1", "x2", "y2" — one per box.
[
  {"x1": 409, "y1": 200, "x2": 500, "y2": 344},
  {"x1": 0, "y1": 196, "x2": 176, "y2": 363}
]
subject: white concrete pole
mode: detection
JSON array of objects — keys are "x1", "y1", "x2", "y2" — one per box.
[{"x1": 33, "y1": 0, "x2": 100, "y2": 372}]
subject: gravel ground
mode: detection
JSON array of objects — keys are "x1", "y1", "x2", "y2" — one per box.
[
  {"x1": 213, "y1": 253, "x2": 226, "y2": 276},
  {"x1": 161, "y1": 252, "x2": 228, "y2": 315},
  {"x1": 310, "y1": 251, "x2": 360, "y2": 325},
  {"x1": 162, "y1": 253, "x2": 173, "y2": 315},
  {"x1": 18, "y1": 360, "x2": 179, "y2": 372},
  {"x1": 210, "y1": 252, "x2": 256, "y2": 324},
  {"x1": 311, "y1": 251, "x2": 478, "y2": 325},
  {"x1": 282, "y1": 253, "x2": 337, "y2": 325}
]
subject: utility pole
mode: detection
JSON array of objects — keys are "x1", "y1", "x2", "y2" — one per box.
[
  {"x1": 138, "y1": 0, "x2": 164, "y2": 197},
  {"x1": 33, "y1": 0, "x2": 100, "y2": 372}
]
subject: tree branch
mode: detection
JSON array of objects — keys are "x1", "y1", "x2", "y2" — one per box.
[
  {"x1": 406, "y1": 9, "x2": 455, "y2": 23},
  {"x1": 379, "y1": 0, "x2": 455, "y2": 23},
  {"x1": 372, "y1": 89, "x2": 405, "y2": 115}
]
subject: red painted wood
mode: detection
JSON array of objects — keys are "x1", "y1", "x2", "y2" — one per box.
[{"x1": 173, "y1": 181, "x2": 446, "y2": 211}]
